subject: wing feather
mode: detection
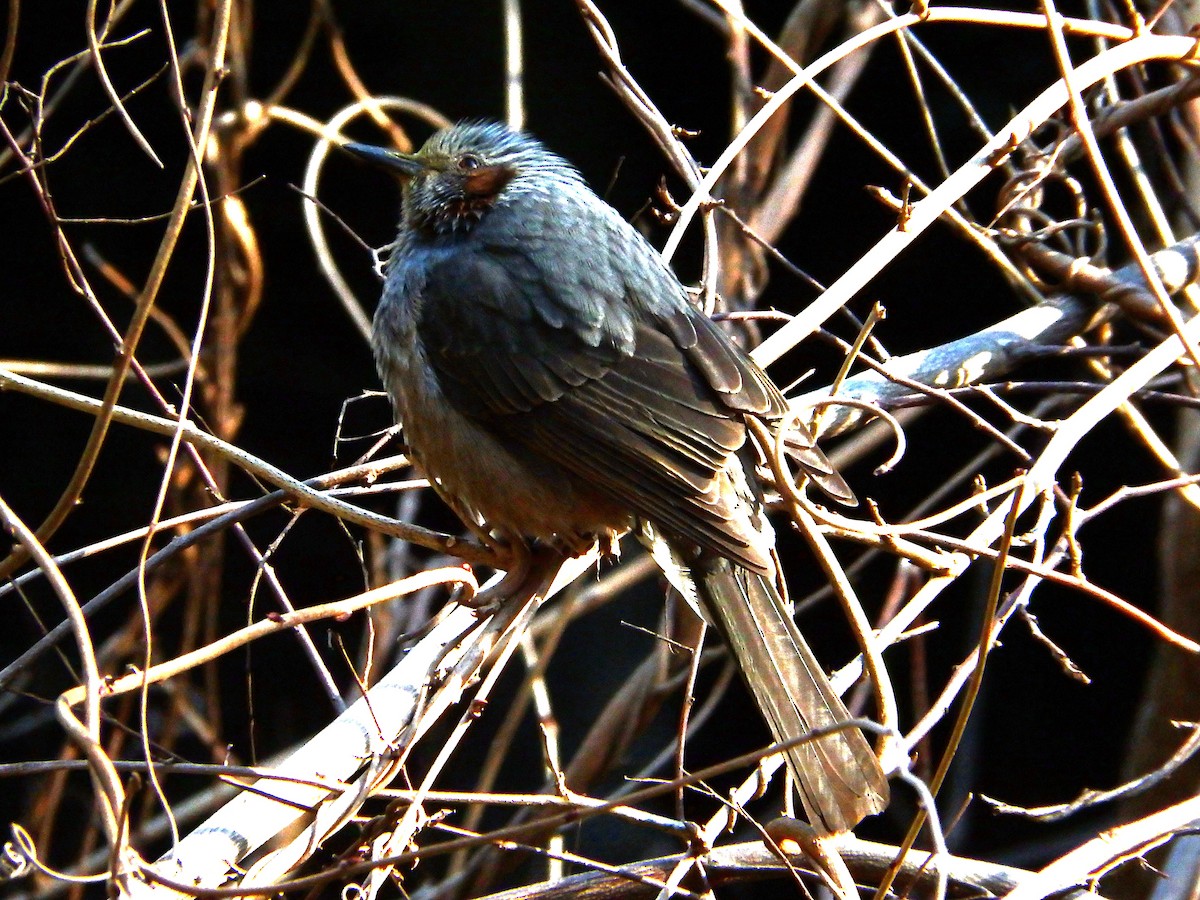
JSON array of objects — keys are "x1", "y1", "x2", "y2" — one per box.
[{"x1": 416, "y1": 236, "x2": 838, "y2": 561}]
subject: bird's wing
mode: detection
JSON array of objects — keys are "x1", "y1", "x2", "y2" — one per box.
[{"x1": 417, "y1": 242, "x2": 783, "y2": 569}]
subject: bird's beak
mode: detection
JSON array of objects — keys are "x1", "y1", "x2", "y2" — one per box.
[{"x1": 341, "y1": 142, "x2": 428, "y2": 177}]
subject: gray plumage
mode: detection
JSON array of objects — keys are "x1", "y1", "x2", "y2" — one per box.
[{"x1": 349, "y1": 121, "x2": 887, "y2": 833}]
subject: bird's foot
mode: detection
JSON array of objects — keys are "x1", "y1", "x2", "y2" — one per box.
[{"x1": 463, "y1": 541, "x2": 564, "y2": 611}]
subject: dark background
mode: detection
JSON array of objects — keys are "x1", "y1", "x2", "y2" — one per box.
[{"x1": 0, "y1": 1, "x2": 1177, "y2": 895}]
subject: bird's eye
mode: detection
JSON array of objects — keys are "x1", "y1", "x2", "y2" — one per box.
[{"x1": 458, "y1": 153, "x2": 484, "y2": 172}]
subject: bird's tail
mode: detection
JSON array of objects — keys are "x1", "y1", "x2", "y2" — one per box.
[{"x1": 695, "y1": 557, "x2": 889, "y2": 834}]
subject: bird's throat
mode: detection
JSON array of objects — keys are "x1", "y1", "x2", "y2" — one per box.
[{"x1": 412, "y1": 195, "x2": 495, "y2": 236}]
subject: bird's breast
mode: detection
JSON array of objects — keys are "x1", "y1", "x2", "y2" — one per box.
[{"x1": 371, "y1": 266, "x2": 632, "y2": 549}]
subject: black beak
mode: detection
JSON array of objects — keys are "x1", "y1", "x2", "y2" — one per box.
[{"x1": 341, "y1": 142, "x2": 428, "y2": 177}]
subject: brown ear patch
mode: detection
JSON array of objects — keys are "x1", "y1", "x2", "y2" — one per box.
[{"x1": 464, "y1": 164, "x2": 515, "y2": 198}]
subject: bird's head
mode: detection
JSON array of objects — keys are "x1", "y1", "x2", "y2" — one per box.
[{"x1": 344, "y1": 121, "x2": 578, "y2": 236}]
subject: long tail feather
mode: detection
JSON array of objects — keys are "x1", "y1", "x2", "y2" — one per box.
[{"x1": 695, "y1": 558, "x2": 889, "y2": 834}]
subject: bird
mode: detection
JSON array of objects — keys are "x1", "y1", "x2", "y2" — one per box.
[{"x1": 345, "y1": 121, "x2": 888, "y2": 833}]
